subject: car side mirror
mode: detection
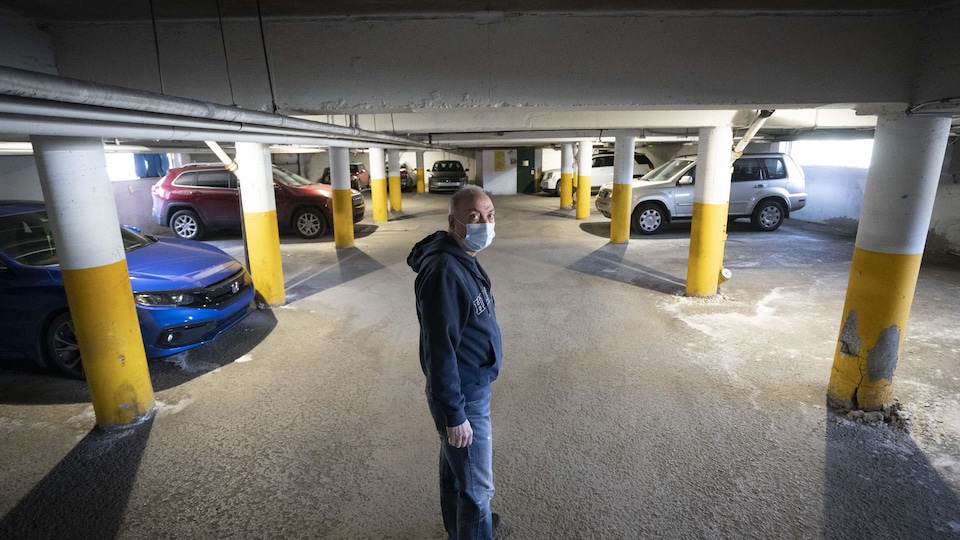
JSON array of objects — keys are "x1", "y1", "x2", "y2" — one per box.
[
  {"x1": 465, "y1": 168, "x2": 470, "y2": 172},
  {"x1": 677, "y1": 175, "x2": 693, "y2": 186}
]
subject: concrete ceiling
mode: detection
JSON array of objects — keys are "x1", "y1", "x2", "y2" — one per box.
[
  {"x1": 2, "y1": 0, "x2": 954, "y2": 21},
  {"x1": 1, "y1": 0, "x2": 958, "y2": 152}
]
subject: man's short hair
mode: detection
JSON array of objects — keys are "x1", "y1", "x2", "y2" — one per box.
[{"x1": 448, "y1": 185, "x2": 488, "y2": 215}]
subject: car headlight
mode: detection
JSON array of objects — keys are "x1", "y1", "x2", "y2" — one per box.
[{"x1": 135, "y1": 292, "x2": 196, "y2": 306}]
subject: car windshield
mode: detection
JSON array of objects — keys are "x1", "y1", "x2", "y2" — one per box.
[
  {"x1": 0, "y1": 211, "x2": 154, "y2": 267},
  {"x1": 640, "y1": 158, "x2": 695, "y2": 182},
  {"x1": 433, "y1": 161, "x2": 464, "y2": 172},
  {"x1": 273, "y1": 167, "x2": 315, "y2": 187}
]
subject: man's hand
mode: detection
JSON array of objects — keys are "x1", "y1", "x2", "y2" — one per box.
[{"x1": 446, "y1": 420, "x2": 473, "y2": 448}]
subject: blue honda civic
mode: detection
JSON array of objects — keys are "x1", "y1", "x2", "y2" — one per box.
[{"x1": 0, "y1": 201, "x2": 257, "y2": 379}]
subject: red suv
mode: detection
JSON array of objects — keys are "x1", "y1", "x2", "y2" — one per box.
[
  {"x1": 151, "y1": 164, "x2": 365, "y2": 240},
  {"x1": 319, "y1": 163, "x2": 370, "y2": 190}
]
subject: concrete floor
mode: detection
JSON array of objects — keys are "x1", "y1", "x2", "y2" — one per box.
[{"x1": 1, "y1": 192, "x2": 959, "y2": 539}]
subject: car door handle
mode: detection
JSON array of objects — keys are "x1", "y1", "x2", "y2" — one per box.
[{"x1": 753, "y1": 183, "x2": 765, "y2": 188}]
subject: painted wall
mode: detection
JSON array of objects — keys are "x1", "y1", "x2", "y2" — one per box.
[
  {"x1": 481, "y1": 150, "x2": 519, "y2": 195},
  {"x1": 0, "y1": 156, "x2": 43, "y2": 200},
  {"x1": 790, "y1": 166, "x2": 867, "y2": 230},
  {"x1": 2, "y1": 154, "x2": 959, "y2": 254}
]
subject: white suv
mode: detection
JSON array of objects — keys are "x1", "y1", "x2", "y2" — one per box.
[
  {"x1": 595, "y1": 153, "x2": 807, "y2": 234},
  {"x1": 540, "y1": 152, "x2": 653, "y2": 195}
]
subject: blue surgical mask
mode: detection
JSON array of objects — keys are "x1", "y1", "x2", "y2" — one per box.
[{"x1": 456, "y1": 220, "x2": 495, "y2": 252}]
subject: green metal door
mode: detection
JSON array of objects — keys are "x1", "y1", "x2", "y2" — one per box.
[{"x1": 516, "y1": 148, "x2": 536, "y2": 194}]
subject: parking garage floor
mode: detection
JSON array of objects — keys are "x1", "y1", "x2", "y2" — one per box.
[{"x1": 2, "y1": 192, "x2": 959, "y2": 539}]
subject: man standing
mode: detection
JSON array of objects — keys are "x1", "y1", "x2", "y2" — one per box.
[{"x1": 408, "y1": 185, "x2": 503, "y2": 539}]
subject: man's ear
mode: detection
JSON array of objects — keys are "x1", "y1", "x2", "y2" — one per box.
[{"x1": 448, "y1": 214, "x2": 456, "y2": 231}]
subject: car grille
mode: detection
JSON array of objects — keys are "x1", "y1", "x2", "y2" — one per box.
[{"x1": 197, "y1": 269, "x2": 252, "y2": 307}]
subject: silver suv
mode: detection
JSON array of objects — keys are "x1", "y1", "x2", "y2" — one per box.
[{"x1": 595, "y1": 153, "x2": 806, "y2": 234}]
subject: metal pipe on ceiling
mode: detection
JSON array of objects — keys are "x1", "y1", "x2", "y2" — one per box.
[
  {"x1": 0, "y1": 114, "x2": 388, "y2": 149},
  {"x1": 0, "y1": 96, "x2": 413, "y2": 145},
  {"x1": 0, "y1": 66, "x2": 429, "y2": 149}
]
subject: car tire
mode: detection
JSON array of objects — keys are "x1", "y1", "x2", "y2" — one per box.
[
  {"x1": 42, "y1": 311, "x2": 84, "y2": 379},
  {"x1": 751, "y1": 199, "x2": 785, "y2": 231},
  {"x1": 293, "y1": 207, "x2": 328, "y2": 239},
  {"x1": 170, "y1": 209, "x2": 205, "y2": 240},
  {"x1": 554, "y1": 184, "x2": 562, "y2": 197},
  {"x1": 632, "y1": 202, "x2": 666, "y2": 235}
]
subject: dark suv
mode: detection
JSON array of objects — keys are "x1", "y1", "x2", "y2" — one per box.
[{"x1": 151, "y1": 164, "x2": 364, "y2": 240}]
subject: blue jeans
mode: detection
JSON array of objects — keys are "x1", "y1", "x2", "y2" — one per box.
[{"x1": 426, "y1": 391, "x2": 495, "y2": 540}]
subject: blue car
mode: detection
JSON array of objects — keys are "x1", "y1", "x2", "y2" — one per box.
[{"x1": 0, "y1": 201, "x2": 257, "y2": 379}]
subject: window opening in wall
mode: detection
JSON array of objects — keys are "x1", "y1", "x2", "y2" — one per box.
[{"x1": 789, "y1": 139, "x2": 874, "y2": 168}]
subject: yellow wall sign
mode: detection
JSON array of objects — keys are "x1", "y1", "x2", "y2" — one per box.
[{"x1": 494, "y1": 151, "x2": 505, "y2": 171}]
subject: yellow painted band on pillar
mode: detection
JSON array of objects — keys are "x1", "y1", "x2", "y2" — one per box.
[
  {"x1": 560, "y1": 172, "x2": 573, "y2": 208},
  {"x1": 827, "y1": 248, "x2": 922, "y2": 410},
  {"x1": 371, "y1": 178, "x2": 388, "y2": 222},
  {"x1": 332, "y1": 188, "x2": 355, "y2": 248},
  {"x1": 575, "y1": 175, "x2": 591, "y2": 219},
  {"x1": 61, "y1": 260, "x2": 155, "y2": 428},
  {"x1": 686, "y1": 201, "x2": 728, "y2": 297},
  {"x1": 243, "y1": 210, "x2": 285, "y2": 306},
  {"x1": 610, "y1": 183, "x2": 633, "y2": 243},
  {"x1": 417, "y1": 167, "x2": 425, "y2": 193},
  {"x1": 388, "y1": 175, "x2": 402, "y2": 211}
]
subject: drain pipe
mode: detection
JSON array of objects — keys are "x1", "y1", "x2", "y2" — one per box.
[
  {"x1": 205, "y1": 140, "x2": 238, "y2": 171},
  {"x1": 719, "y1": 109, "x2": 776, "y2": 285},
  {"x1": 732, "y1": 109, "x2": 775, "y2": 161}
]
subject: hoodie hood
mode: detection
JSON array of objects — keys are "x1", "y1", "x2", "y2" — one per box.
[{"x1": 407, "y1": 230, "x2": 474, "y2": 273}]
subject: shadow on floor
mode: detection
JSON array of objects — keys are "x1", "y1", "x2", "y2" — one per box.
[
  {"x1": 283, "y1": 247, "x2": 386, "y2": 302},
  {"x1": 0, "y1": 414, "x2": 154, "y2": 539},
  {"x1": 567, "y1": 243, "x2": 686, "y2": 295},
  {"x1": 823, "y1": 412, "x2": 960, "y2": 538},
  {"x1": 0, "y1": 308, "x2": 278, "y2": 405}
]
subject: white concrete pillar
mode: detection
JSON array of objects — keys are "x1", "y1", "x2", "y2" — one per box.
[
  {"x1": 686, "y1": 126, "x2": 734, "y2": 297},
  {"x1": 610, "y1": 136, "x2": 636, "y2": 243},
  {"x1": 576, "y1": 139, "x2": 593, "y2": 219},
  {"x1": 560, "y1": 143, "x2": 574, "y2": 208},
  {"x1": 828, "y1": 113, "x2": 952, "y2": 411},
  {"x1": 31, "y1": 135, "x2": 155, "y2": 429},
  {"x1": 235, "y1": 142, "x2": 285, "y2": 306},
  {"x1": 329, "y1": 146, "x2": 355, "y2": 248},
  {"x1": 369, "y1": 148, "x2": 387, "y2": 222}
]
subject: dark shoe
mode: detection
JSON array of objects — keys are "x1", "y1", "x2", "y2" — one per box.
[{"x1": 492, "y1": 513, "x2": 501, "y2": 536}]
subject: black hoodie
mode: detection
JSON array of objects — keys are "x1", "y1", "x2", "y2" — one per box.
[{"x1": 408, "y1": 231, "x2": 503, "y2": 427}]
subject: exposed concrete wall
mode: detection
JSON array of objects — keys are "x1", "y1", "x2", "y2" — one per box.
[
  {"x1": 43, "y1": 13, "x2": 927, "y2": 113},
  {"x1": 928, "y1": 143, "x2": 960, "y2": 256}
]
